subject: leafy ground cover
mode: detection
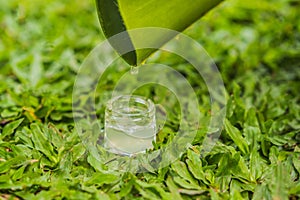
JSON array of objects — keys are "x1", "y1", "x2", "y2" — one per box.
[{"x1": 0, "y1": 0, "x2": 299, "y2": 199}]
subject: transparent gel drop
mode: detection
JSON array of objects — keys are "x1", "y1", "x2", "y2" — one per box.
[{"x1": 130, "y1": 66, "x2": 139, "y2": 75}]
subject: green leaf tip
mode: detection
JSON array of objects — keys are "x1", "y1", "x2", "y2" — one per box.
[{"x1": 96, "y1": 0, "x2": 224, "y2": 66}]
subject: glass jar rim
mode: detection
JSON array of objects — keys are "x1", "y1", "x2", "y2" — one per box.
[{"x1": 106, "y1": 95, "x2": 155, "y2": 117}]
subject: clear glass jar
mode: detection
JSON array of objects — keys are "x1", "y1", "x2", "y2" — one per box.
[{"x1": 104, "y1": 95, "x2": 156, "y2": 156}]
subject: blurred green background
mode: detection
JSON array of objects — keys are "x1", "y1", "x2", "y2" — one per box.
[{"x1": 0, "y1": 0, "x2": 299, "y2": 199}]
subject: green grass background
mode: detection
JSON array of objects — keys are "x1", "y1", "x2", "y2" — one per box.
[{"x1": 0, "y1": 0, "x2": 299, "y2": 199}]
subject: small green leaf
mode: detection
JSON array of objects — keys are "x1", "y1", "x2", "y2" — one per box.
[
  {"x1": 95, "y1": 191, "x2": 111, "y2": 200},
  {"x1": 215, "y1": 153, "x2": 236, "y2": 177},
  {"x1": 289, "y1": 182, "x2": 300, "y2": 196},
  {"x1": 166, "y1": 176, "x2": 183, "y2": 200},
  {"x1": 171, "y1": 160, "x2": 199, "y2": 186},
  {"x1": 232, "y1": 153, "x2": 250, "y2": 181},
  {"x1": 87, "y1": 154, "x2": 106, "y2": 172},
  {"x1": 0, "y1": 156, "x2": 27, "y2": 174},
  {"x1": 30, "y1": 123, "x2": 57, "y2": 163},
  {"x1": 58, "y1": 151, "x2": 72, "y2": 176},
  {"x1": 85, "y1": 172, "x2": 119, "y2": 186},
  {"x1": 47, "y1": 123, "x2": 64, "y2": 149},
  {"x1": 215, "y1": 175, "x2": 231, "y2": 192},
  {"x1": 244, "y1": 107, "x2": 260, "y2": 127},
  {"x1": 119, "y1": 176, "x2": 135, "y2": 197},
  {"x1": 186, "y1": 149, "x2": 205, "y2": 181},
  {"x1": 1, "y1": 108, "x2": 20, "y2": 118},
  {"x1": 224, "y1": 119, "x2": 249, "y2": 155},
  {"x1": 71, "y1": 143, "x2": 86, "y2": 161},
  {"x1": 134, "y1": 183, "x2": 161, "y2": 200},
  {"x1": 1, "y1": 118, "x2": 24, "y2": 139},
  {"x1": 135, "y1": 180, "x2": 170, "y2": 200},
  {"x1": 269, "y1": 162, "x2": 289, "y2": 200},
  {"x1": 292, "y1": 153, "x2": 300, "y2": 174},
  {"x1": 12, "y1": 164, "x2": 27, "y2": 181},
  {"x1": 252, "y1": 185, "x2": 271, "y2": 200},
  {"x1": 173, "y1": 176, "x2": 201, "y2": 190},
  {"x1": 209, "y1": 188, "x2": 220, "y2": 200},
  {"x1": 229, "y1": 180, "x2": 245, "y2": 200}
]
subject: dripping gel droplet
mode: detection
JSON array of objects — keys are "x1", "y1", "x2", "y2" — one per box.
[{"x1": 130, "y1": 66, "x2": 139, "y2": 75}]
